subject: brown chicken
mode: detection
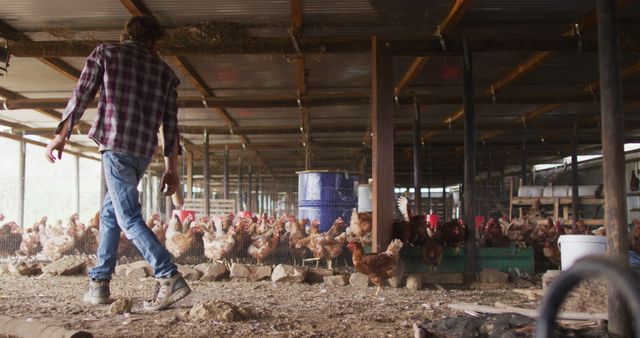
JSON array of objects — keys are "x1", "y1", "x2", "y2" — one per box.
[
  {"x1": 540, "y1": 219, "x2": 565, "y2": 267},
  {"x1": 0, "y1": 222, "x2": 22, "y2": 256},
  {"x1": 347, "y1": 239, "x2": 404, "y2": 296},
  {"x1": 287, "y1": 216, "x2": 308, "y2": 266},
  {"x1": 74, "y1": 222, "x2": 99, "y2": 255},
  {"x1": 39, "y1": 222, "x2": 76, "y2": 261},
  {"x1": 502, "y1": 218, "x2": 534, "y2": 247},
  {"x1": 422, "y1": 231, "x2": 445, "y2": 272},
  {"x1": 18, "y1": 224, "x2": 41, "y2": 256},
  {"x1": 572, "y1": 219, "x2": 590, "y2": 235},
  {"x1": 247, "y1": 229, "x2": 281, "y2": 265},
  {"x1": 349, "y1": 209, "x2": 372, "y2": 245},
  {"x1": 304, "y1": 218, "x2": 349, "y2": 269},
  {"x1": 165, "y1": 215, "x2": 204, "y2": 261}
]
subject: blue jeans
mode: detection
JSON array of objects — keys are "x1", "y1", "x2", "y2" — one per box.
[{"x1": 89, "y1": 151, "x2": 176, "y2": 280}]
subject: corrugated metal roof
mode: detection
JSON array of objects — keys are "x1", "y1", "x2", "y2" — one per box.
[
  {"x1": 0, "y1": 0, "x2": 130, "y2": 31},
  {"x1": 145, "y1": 0, "x2": 291, "y2": 25},
  {"x1": 463, "y1": 0, "x2": 596, "y2": 24},
  {"x1": 306, "y1": 53, "x2": 370, "y2": 90},
  {"x1": 187, "y1": 55, "x2": 295, "y2": 91},
  {"x1": 0, "y1": 58, "x2": 77, "y2": 96}
]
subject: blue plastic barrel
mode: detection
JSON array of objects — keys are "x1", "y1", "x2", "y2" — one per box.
[{"x1": 297, "y1": 170, "x2": 359, "y2": 232}]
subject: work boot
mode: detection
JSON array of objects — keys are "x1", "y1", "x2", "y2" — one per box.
[
  {"x1": 83, "y1": 279, "x2": 112, "y2": 305},
  {"x1": 143, "y1": 273, "x2": 191, "y2": 311}
]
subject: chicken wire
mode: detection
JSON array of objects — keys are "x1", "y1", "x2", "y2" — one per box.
[{"x1": 0, "y1": 177, "x2": 371, "y2": 273}]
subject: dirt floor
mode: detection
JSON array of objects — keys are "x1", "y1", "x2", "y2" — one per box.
[{"x1": 0, "y1": 272, "x2": 555, "y2": 338}]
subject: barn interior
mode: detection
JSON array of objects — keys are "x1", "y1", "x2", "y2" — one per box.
[{"x1": 0, "y1": 0, "x2": 640, "y2": 337}]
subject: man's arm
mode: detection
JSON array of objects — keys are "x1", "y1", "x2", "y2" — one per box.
[
  {"x1": 45, "y1": 45, "x2": 103, "y2": 163},
  {"x1": 159, "y1": 80, "x2": 182, "y2": 196}
]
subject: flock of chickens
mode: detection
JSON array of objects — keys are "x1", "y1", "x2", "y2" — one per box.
[{"x1": 2, "y1": 196, "x2": 640, "y2": 287}]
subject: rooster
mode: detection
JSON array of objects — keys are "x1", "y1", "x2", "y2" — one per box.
[
  {"x1": 439, "y1": 219, "x2": 467, "y2": 249},
  {"x1": 349, "y1": 209, "x2": 372, "y2": 245},
  {"x1": 482, "y1": 218, "x2": 510, "y2": 247},
  {"x1": 347, "y1": 239, "x2": 404, "y2": 296},
  {"x1": 393, "y1": 196, "x2": 429, "y2": 246},
  {"x1": 165, "y1": 215, "x2": 204, "y2": 261}
]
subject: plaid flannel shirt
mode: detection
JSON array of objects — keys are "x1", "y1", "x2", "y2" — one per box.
[{"x1": 55, "y1": 40, "x2": 181, "y2": 158}]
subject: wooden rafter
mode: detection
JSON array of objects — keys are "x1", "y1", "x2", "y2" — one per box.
[
  {"x1": 479, "y1": 60, "x2": 640, "y2": 142},
  {"x1": 394, "y1": 0, "x2": 473, "y2": 94},
  {"x1": 433, "y1": 0, "x2": 633, "y2": 139}
]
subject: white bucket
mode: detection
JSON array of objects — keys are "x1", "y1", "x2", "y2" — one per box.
[{"x1": 558, "y1": 235, "x2": 607, "y2": 270}]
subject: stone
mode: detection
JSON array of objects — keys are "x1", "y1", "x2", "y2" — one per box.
[
  {"x1": 230, "y1": 264, "x2": 271, "y2": 281},
  {"x1": 349, "y1": 273, "x2": 371, "y2": 288},
  {"x1": 323, "y1": 274, "x2": 350, "y2": 286},
  {"x1": 126, "y1": 260, "x2": 151, "y2": 279},
  {"x1": 423, "y1": 273, "x2": 464, "y2": 284},
  {"x1": 387, "y1": 260, "x2": 406, "y2": 288},
  {"x1": 0, "y1": 263, "x2": 9, "y2": 275},
  {"x1": 230, "y1": 263, "x2": 250, "y2": 279},
  {"x1": 114, "y1": 264, "x2": 128, "y2": 277},
  {"x1": 406, "y1": 275, "x2": 423, "y2": 290},
  {"x1": 271, "y1": 264, "x2": 307, "y2": 283},
  {"x1": 108, "y1": 298, "x2": 132, "y2": 315},
  {"x1": 249, "y1": 265, "x2": 272, "y2": 281},
  {"x1": 177, "y1": 265, "x2": 202, "y2": 281},
  {"x1": 41, "y1": 255, "x2": 87, "y2": 276},
  {"x1": 9, "y1": 261, "x2": 42, "y2": 276},
  {"x1": 305, "y1": 268, "x2": 334, "y2": 284},
  {"x1": 478, "y1": 268, "x2": 509, "y2": 285},
  {"x1": 195, "y1": 262, "x2": 227, "y2": 282},
  {"x1": 189, "y1": 300, "x2": 254, "y2": 322}
]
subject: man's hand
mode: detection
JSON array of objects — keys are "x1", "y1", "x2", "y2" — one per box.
[
  {"x1": 160, "y1": 169, "x2": 180, "y2": 196},
  {"x1": 45, "y1": 134, "x2": 67, "y2": 163}
]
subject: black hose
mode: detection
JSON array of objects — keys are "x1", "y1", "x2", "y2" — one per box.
[{"x1": 535, "y1": 255, "x2": 640, "y2": 338}]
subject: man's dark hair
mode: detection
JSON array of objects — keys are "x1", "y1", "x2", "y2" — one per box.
[{"x1": 121, "y1": 15, "x2": 164, "y2": 44}]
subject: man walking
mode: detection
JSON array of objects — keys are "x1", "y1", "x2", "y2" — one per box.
[{"x1": 45, "y1": 16, "x2": 190, "y2": 311}]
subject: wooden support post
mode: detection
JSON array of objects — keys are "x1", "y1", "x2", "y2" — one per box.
[
  {"x1": 509, "y1": 177, "x2": 514, "y2": 220},
  {"x1": 371, "y1": 36, "x2": 394, "y2": 253},
  {"x1": 521, "y1": 139, "x2": 527, "y2": 186},
  {"x1": 237, "y1": 158, "x2": 243, "y2": 212},
  {"x1": 73, "y1": 155, "x2": 80, "y2": 216},
  {"x1": 597, "y1": 0, "x2": 630, "y2": 336},
  {"x1": 571, "y1": 123, "x2": 580, "y2": 229},
  {"x1": 412, "y1": 96, "x2": 422, "y2": 215},
  {"x1": 17, "y1": 134, "x2": 26, "y2": 227},
  {"x1": 203, "y1": 130, "x2": 210, "y2": 216},
  {"x1": 186, "y1": 150, "x2": 193, "y2": 200},
  {"x1": 223, "y1": 145, "x2": 229, "y2": 199},
  {"x1": 462, "y1": 37, "x2": 477, "y2": 279},
  {"x1": 248, "y1": 165, "x2": 253, "y2": 212},
  {"x1": 442, "y1": 174, "x2": 447, "y2": 222}
]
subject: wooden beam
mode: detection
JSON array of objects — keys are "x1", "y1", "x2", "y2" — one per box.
[
  {"x1": 436, "y1": 0, "x2": 633, "y2": 131},
  {"x1": 37, "y1": 57, "x2": 80, "y2": 81},
  {"x1": 395, "y1": 0, "x2": 473, "y2": 94},
  {"x1": 371, "y1": 36, "x2": 394, "y2": 253},
  {"x1": 597, "y1": 0, "x2": 630, "y2": 335},
  {"x1": 120, "y1": 0, "x2": 151, "y2": 16},
  {"x1": 462, "y1": 37, "x2": 477, "y2": 279}
]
